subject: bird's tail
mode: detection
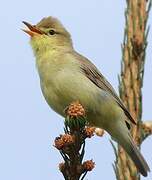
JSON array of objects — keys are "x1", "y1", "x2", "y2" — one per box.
[{"x1": 119, "y1": 133, "x2": 150, "y2": 177}]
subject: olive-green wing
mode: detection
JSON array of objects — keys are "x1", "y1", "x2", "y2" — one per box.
[{"x1": 74, "y1": 52, "x2": 136, "y2": 125}]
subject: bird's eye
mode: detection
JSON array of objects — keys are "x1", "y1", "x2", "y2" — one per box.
[{"x1": 48, "y1": 29, "x2": 56, "y2": 35}]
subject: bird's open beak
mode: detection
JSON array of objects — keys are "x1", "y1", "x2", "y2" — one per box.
[{"x1": 22, "y1": 21, "x2": 43, "y2": 37}]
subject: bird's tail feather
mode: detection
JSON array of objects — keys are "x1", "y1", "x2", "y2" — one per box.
[{"x1": 121, "y1": 133, "x2": 150, "y2": 177}]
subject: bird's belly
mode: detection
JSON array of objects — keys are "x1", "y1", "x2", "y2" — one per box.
[
  {"x1": 40, "y1": 70, "x2": 121, "y2": 129},
  {"x1": 40, "y1": 70, "x2": 99, "y2": 116}
]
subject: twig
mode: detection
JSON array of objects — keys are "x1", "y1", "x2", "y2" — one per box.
[{"x1": 54, "y1": 101, "x2": 96, "y2": 180}]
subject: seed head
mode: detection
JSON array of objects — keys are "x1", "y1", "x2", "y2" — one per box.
[
  {"x1": 84, "y1": 127, "x2": 95, "y2": 138},
  {"x1": 54, "y1": 134, "x2": 74, "y2": 150},
  {"x1": 83, "y1": 160, "x2": 95, "y2": 171},
  {"x1": 66, "y1": 101, "x2": 85, "y2": 118}
]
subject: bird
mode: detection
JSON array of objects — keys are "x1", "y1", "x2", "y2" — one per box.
[{"x1": 22, "y1": 16, "x2": 150, "y2": 177}]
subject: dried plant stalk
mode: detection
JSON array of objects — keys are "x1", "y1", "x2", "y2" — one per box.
[{"x1": 113, "y1": 0, "x2": 152, "y2": 180}]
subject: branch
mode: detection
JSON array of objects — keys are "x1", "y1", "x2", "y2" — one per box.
[{"x1": 54, "y1": 101, "x2": 101, "y2": 180}]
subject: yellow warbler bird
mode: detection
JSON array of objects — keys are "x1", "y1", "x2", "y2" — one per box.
[{"x1": 22, "y1": 16, "x2": 150, "y2": 176}]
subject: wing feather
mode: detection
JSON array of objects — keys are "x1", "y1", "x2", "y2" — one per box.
[{"x1": 74, "y1": 52, "x2": 136, "y2": 125}]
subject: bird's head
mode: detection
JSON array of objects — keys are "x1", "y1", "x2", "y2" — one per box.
[{"x1": 22, "y1": 16, "x2": 73, "y2": 56}]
